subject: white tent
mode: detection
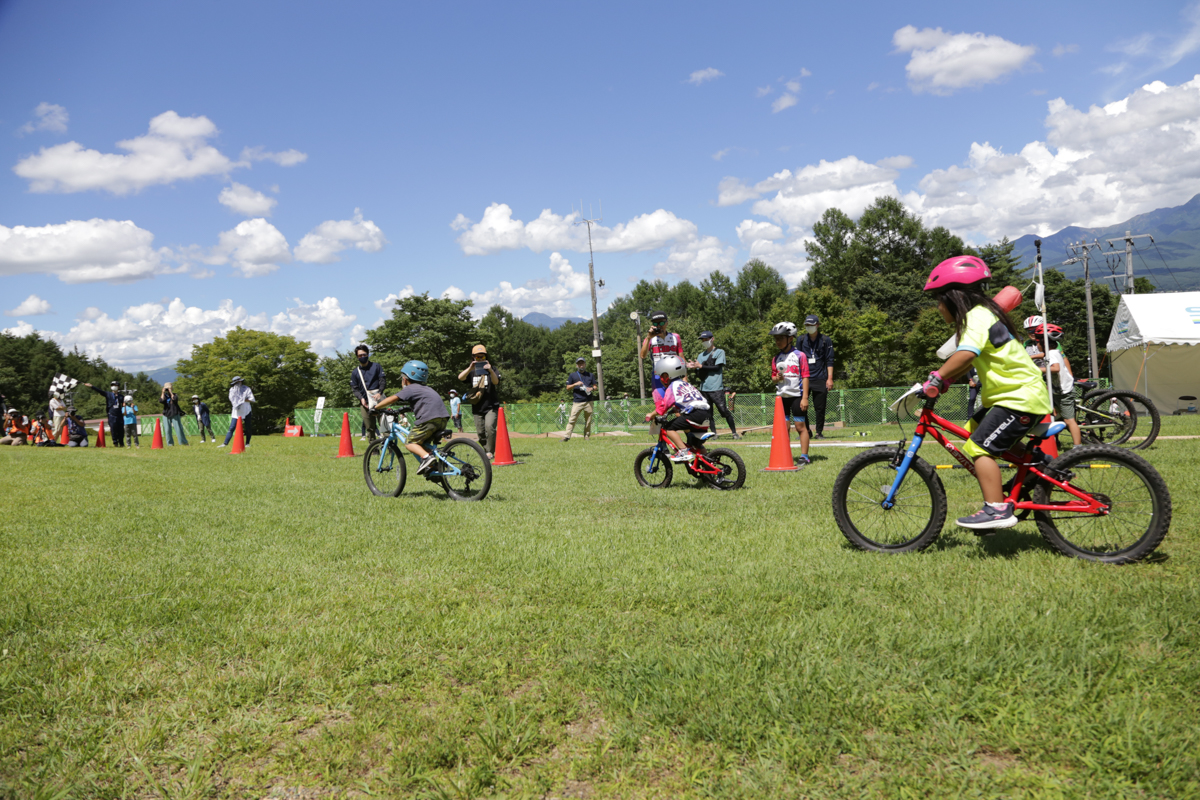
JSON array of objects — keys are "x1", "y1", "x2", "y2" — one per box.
[{"x1": 1105, "y1": 291, "x2": 1200, "y2": 413}]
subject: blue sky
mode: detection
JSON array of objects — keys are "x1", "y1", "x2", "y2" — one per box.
[{"x1": 4, "y1": 0, "x2": 1200, "y2": 370}]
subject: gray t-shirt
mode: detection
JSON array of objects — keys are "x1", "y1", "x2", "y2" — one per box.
[{"x1": 397, "y1": 384, "x2": 449, "y2": 424}]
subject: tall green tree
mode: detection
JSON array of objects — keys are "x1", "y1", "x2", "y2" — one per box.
[
  {"x1": 175, "y1": 327, "x2": 319, "y2": 430},
  {"x1": 367, "y1": 294, "x2": 479, "y2": 397}
]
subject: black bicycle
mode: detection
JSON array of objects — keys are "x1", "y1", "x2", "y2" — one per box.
[{"x1": 1072, "y1": 381, "x2": 1160, "y2": 450}]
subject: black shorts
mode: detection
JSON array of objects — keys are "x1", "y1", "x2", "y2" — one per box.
[
  {"x1": 662, "y1": 408, "x2": 709, "y2": 431},
  {"x1": 967, "y1": 405, "x2": 1038, "y2": 457},
  {"x1": 782, "y1": 396, "x2": 806, "y2": 423}
]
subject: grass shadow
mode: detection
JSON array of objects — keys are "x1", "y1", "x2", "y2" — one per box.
[{"x1": 969, "y1": 528, "x2": 1057, "y2": 559}]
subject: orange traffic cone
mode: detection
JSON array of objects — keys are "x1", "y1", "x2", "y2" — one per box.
[
  {"x1": 96, "y1": 421, "x2": 106, "y2": 447},
  {"x1": 1042, "y1": 414, "x2": 1059, "y2": 459},
  {"x1": 763, "y1": 395, "x2": 799, "y2": 472},
  {"x1": 491, "y1": 406, "x2": 519, "y2": 466},
  {"x1": 336, "y1": 412, "x2": 355, "y2": 458},
  {"x1": 151, "y1": 418, "x2": 164, "y2": 449},
  {"x1": 230, "y1": 417, "x2": 246, "y2": 454},
  {"x1": 59, "y1": 421, "x2": 69, "y2": 445}
]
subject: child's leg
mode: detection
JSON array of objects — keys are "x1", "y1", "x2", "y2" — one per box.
[
  {"x1": 794, "y1": 419, "x2": 810, "y2": 455},
  {"x1": 663, "y1": 429, "x2": 686, "y2": 451},
  {"x1": 404, "y1": 442, "x2": 429, "y2": 459},
  {"x1": 974, "y1": 455, "x2": 1005, "y2": 503}
]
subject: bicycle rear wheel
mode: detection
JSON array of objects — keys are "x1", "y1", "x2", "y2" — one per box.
[
  {"x1": 634, "y1": 447, "x2": 673, "y2": 488},
  {"x1": 1094, "y1": 390, "x2": 1159, "y2": 450},
  {"x1": 437, "y1": 438, "x2": 492, "y2": 501},
  {"x1": 1033, "y1": 444, "x2": 1171, "y2": 563},
  {"x1": 1078, "y1": 391, "x2": 1137, "y2": 446},
  {"x1": 363, "y1": 440, "x2": 406, "y2": 497},
  {"x1": 832, "y1": 447, "x2": 947, "y2": 553},
  {"x1": 701, "y1": 447, "x2": 746, "y2": 490}
]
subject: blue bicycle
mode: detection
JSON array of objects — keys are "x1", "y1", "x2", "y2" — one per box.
[{"x1": 363, "y1": 408, "x2": 492, "y2": 501}]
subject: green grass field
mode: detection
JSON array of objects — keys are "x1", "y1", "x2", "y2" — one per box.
[{"x1": 3, "y1": 417, "x2": 1199, "y2": 799}]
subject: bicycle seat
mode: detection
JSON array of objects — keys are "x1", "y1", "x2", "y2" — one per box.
[
  {"x1": 1075, "y1": 380, "x2": 1096, "y2": 392},
  {"x1": 1028, "y1": 419, "x2": 1067, "y2": 439},
  {"x1": 435, "y1": 429, "x2": 454, "y2": 444}
]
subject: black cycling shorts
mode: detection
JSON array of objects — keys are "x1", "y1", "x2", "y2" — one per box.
[
  {"x1": 966, "y1": 405, "x2": 1038, "y2": 458},
  {"x1": 782, "y1": 396, "x2": 807, "y2": 423},
  {"x1": 663, "y1": 408, "x2": 709, "y2": 431}
]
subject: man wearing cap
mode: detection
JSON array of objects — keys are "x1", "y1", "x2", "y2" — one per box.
[
  {"x1": 797, "y1": 315, "x2": 835, "y2": 439},
  {"x1": 192, "y1": 395, "x2": 216, "y2": 442},
  {"x1": 689, "y1": 332, "x2": 739, "y2": 439},
  {"x1": 562, "y1": 356, "x2": 597, "y2": 441},
  {"x1": 458, "y1": 345, "x2": 502, "y2": 458},
  {"x1": 221, "y1": 376, "x2": 255, "y2": 447},
  {"x1": 638, "y1": 310, "x2": 683, "y2": 391},
  {"x1": 84, "y1": 380, "x2": 125, "y2": 447}
]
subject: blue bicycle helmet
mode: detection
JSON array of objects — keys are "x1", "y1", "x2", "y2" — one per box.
[{"x1": 400, "y1": 360, "x2": 429, "y2": 383}]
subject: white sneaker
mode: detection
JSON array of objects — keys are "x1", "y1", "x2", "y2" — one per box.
[
  {"x1": 217, "y1": 443, "x2": 226, "y2": 448},
  {"x1": 669, "y1": 449, "x2": 695, "y2": 463}
]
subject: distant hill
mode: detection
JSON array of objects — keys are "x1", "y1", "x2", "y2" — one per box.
[
  {"x1": 146, "y1": 367, "x2": 176, "y2": 385},
  {"x1": 1011, "y1": 194, "x2": 1200, "y2": 291},
  {"x1": 522, "y1": 312, "x2": 587, "y2": 329}
]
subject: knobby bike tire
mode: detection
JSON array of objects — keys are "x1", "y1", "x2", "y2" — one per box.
[
  {"x1": 1092, "y1": 389, "x2": 1160, "y2": 450},
  {"x1": 363, "y1": 440, "x2": 406, "y2": 497},
  {"x1": 634, "y1": 447, "x2": 673, "y2": 488},
  {"x1": 1033, "y1": 444, "x2": 1171, "y2": 563},
  {"x1": 1078, "y1": 391, "x2": 1138, "y2": 446},
  {"x1": 439, "y1": 438, "x2": 492, "y2": 501},
  {"x1": 701, "y1": 447, "x2": 746, "y2": 490},
  {"x1": 832, "y1": 446, "x2": 948, "y2": 553}
]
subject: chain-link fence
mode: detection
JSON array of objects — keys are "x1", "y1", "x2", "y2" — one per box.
[{"x1": 290, "y1": 379, "x2": 1110, "y2": 436}]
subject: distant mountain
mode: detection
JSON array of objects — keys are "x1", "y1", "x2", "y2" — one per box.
[
  {"x1": 145, "y1": 367, "x2": 176, "y2": 385},
  {"x1": 1011, "y1": 194, "x2": 1200, "y2": 291},
  {"x1": 523, "y1": 312, "x2": 587, "y2": 329}
]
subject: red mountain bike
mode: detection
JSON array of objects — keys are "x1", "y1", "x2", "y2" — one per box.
[{"x1": 831, "y1": 384, "x2": 1171, "y2": 563}]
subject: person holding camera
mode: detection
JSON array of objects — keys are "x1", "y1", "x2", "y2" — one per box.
[
  {"x1": 350, "y1": 344, "x2": 386, "y2": 442},
  {"x1": 689, "y1": 331, "x2": 739, "y2": 439},
  {"x1": 638, "y1": 310, "x2": 683, "y2": 391},
  {"x1": 458, "y1": 344, "x2": 502, "y2": 459}
]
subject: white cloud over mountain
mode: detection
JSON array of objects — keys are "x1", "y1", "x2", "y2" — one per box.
[
  {"x1": 893, "y1": 25, "x2": 1037, "y2": 94},
  {"x1": 0, "y1": 218, "x2": 169, "y2": 283},
  {"x1": 294, "y1": 210, "x2": 386, "y2": 263},
  {"x1": 219, "y1": 183, "x2": 277, "y2": 216}
]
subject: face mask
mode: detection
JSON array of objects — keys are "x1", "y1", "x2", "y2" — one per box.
[
  {"x1": 357, "y1": 355, "x2": 369, "y2": 363},
  {"x1": 805, "y1": 326, "x2": 817, "y2": 334}
]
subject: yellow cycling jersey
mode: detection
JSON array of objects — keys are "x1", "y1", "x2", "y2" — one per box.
[{"x1": 956, "y1": 305, "x2": 1051, "y2": 415}]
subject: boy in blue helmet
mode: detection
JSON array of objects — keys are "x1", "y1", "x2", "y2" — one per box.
[{"x1": 374, "y1": 360, "x2": 450, "y2": 475}]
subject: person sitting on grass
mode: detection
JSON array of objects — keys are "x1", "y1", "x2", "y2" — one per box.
[
  {"x1": 65, "y1": 408, "x2": 89, "y2": 447},
  {"x1": 29, "y1": 412, "x2": 59, "y2": 447},
  {"x1": 644, "y1": 354, "x2": 711, "y2": 463},
  {"x1": 769, "y1": 321, "x2": 811, "y2": 465},
  {"x1": 373, "y1": 360, "x2": 450, "y2": 476},
  {"x1": 1, "y1": 406, "x2": 29, "y2": 445}
]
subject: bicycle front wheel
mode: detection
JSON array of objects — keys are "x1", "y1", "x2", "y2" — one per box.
[
  {"x1": 634, "y1": 447, "x2": 673, "y2": 488},
  {"x1": 1079, "y1": 392, "x2": 1137, "y2": 446},
  {"x1": 832, "y1": 447, "x2": 947, "y2": 553},
  {"x1": 701, "y1": 447, "x2": 745, "y2": 490},
  {"x1": 439, "y1": 438, "x2": 492, "y2": 501},
  {"x1": 1033, "y1": 444, "x2": 1171, "y2": 563},
  {"x1": 363, "y1": 440, "x2": 406, "y2": 497}
]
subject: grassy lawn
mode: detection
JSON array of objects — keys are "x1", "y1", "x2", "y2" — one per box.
[{"x1": 3, "y1": 417, "x2": 1199, "y2": 799}]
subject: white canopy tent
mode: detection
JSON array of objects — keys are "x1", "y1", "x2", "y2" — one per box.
[{"x1": 1105, "y1": 292, "x2": 1200, "y2": 413}]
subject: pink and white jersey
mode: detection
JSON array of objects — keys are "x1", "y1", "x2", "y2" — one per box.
[
  {"x1": 648, "y1": 333, "x2": 683, "y2": 367},
  {"x1": 654, "y1": 378, "x2": 711, "y2": 416},
  {"x1": 771, "y1": 348, "x2": 810, "y2": 397}
]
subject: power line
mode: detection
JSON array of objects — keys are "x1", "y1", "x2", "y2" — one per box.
[{"x1": 1146, "y1": 240, "x2": 1186, "y2": 292}]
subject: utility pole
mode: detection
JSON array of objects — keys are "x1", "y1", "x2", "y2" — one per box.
[
  {"x1": 574, "y1": 205, "x2": 605, "y2": 402},
  {"x1": 1104, "y1": 230, "x2": 1154, "y2": 294},
  {"x1": 1064, "y1": 239, "x2": 1104, "y2": 380},
  {"x1": 629, "y1": 311, "x2": 646, "y2": 400}
]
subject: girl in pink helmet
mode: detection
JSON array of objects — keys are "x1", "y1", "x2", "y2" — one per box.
[{"x1": 922, "y1": 255, "x2": 1052, "y2": 532}]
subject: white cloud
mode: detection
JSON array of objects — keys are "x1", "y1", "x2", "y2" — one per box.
[
  {"x1": 755, "y1": 86, "x2": 773, "y2": 97},
  {"x1": 218, "y1": 182, "x2": 277, "y2": 216},
  {"x1": 876, "y1": 155, "x2": 914, "y2": 170},
  {"x1": 772, "y1": 93, "x2": 798, "y2": 112},
  {"x1": 784, "y1": 80, "x2": 801, "y2": 93},
  {"x1": 1053, "y1": 43, "x2": 1079, "y2": 57},
  {"x1": 18, "y1": 102, "x2": 68, "y2": 135},
  {"x1": 452, "y1": 203, "x2": 735, "y2": 278},
  {"x1": 268, "y1": 297, "x2": 357, "y2": 352},
  {"x1": 893, "y1": 25, "x2": 1037, "y2": 94},
  {"x1": 294, "y1": 210, "x2": 386, "y2": 263},
  {"x1": 374, "y1": 287, "x2": 416, "y2": 311},
  {"x1": 442, "y1": 252, "x2": 594, "y2": 318},
  {"x1": 687, "y1": 68, "x2": 724, "y2": 85},
  {"x1": 1, "y1": 320, "x2": 40, "y2": 338},
  {"x1": 735, "y1": 220, "x2": 810, "y2": 286},
  {"x1": 212, "y1": 218, "x2": 292, "y2": 277},
  {"x1": 712, "y1": 147, "x2": 733, "y2": 161},
  {"x1": 13, "y1": 111, "x2": 238, "y2": 194},
  {"x1": 0, "y1": 218, "x2": 169, "y2": 283},
  {"x1": 240, "y1": 146, "x2": 308, "y2": 166},
  {"x1": 5, "y1": 294, "x2": 52, "y2": 316}
]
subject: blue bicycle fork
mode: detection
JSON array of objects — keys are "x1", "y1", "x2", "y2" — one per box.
[{"x1": 882, "y1": 434, "x2": 923, "y2": 509}]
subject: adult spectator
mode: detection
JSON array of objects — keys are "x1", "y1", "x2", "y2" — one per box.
[
  {"x1": 965, "y1": 368, "x2": 980, "y2": 418},
  {"x1": 350, "y1": 344, "x2": 386, "y2": 443},
  {"x1": 49, "y1": 390, "x2": 67, "y2": 439},
  {"x1": 30, "y1": 412, "x2": 58, "y2": 446},
  {"x1": 458, "y1": 344, "x2": 501, "y2": 459},
  {"x1": 85, "y1": 380, "x2": 125, "y2": 447},
  {"x1": 448, "y1": 389, "x2": 462, "y2": 432},
  {"x1": 123, "y1": 395, "x2": 140, "y2": 448},
  {"x1": 159, "y1": 383, "x2": 189, "y2": 446},
  {"x1": 65, "y1": 407, "x2": 89, "y2": 447},
  {"x1": 797, "y1": 315, "x2": 835, "y2": 439},
  {"x1": 639, "y1": 310, "x2": 683, "y2": 391},
  {"x1": 1, "y1": 406, "x2": 29, "y2": 445},
  {"x1": 192, "y1": 395, "x2": 216, "y2": 443},
  {"x1": 689, "y1": 331, "x2": 739, "y2": 438},
  {"x1": 563, "y1": 356, "x2": 597, "y2": 441},
  {"x1": 221, "y1": 376, "x2": 255, "y2": 447}
]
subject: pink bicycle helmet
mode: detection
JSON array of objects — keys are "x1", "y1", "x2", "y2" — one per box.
[{"x1": 924, "y1": 255, "x2": 991, "y2": 292}]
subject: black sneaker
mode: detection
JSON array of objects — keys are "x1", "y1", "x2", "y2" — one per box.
[
  {"x1": 956, "y1": 503, "x2": 1018, "y2": 533},
  {"x1": 416, "y1": 454, "x2": 437, "y2": 475}
]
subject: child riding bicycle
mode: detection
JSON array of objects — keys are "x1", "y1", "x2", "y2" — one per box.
[
  {"x1": 923, "y1": 255, "x2": 1053, "y2": 531},
  {"x1": 373, "y1": 360, "x2": 450, "y2": 475},
  {"x1": 645, "y1": 354, "x2": 711, "y2": 462}
]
